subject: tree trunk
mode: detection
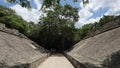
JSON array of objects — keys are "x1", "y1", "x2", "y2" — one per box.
[{"x1": 61, "y1": 37, "x2": 65, "y2": 51}]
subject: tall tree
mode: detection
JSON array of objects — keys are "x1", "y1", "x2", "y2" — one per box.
[{"x1": 35, "y1": 4, "x2": 79, "y2": 51}]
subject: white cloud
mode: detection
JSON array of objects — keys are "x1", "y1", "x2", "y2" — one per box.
[
  {"x1": 79, "y1": 7, "x2": 93, "y2": 19},
  {"x1": 75, "y1": 17, "x2": 101, "y2": 28},
  {"x1": 105, "y1": 0, "x2": 120, "y2": 16},
  {"x1": 10, "y1": 0, "x2": 42, "y2": 24},
  {"x1": 76, "y1": 0, "x2": 120, "y2": 28},
  {"x1": 9, "y1": 0, "x2": 120, "y2": 26},
  {"x1": 34, "y1": 0, "x2": 41, "y2": 10},
  {"x1": 4, "y1": 0, "x2": 7, "y2": 2}
]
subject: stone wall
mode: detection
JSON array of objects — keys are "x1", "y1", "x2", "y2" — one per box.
[
  {"x1": 65, "y1": 19, "x2": 120, "y2": 68},
  {"x1": 0, "y1": 23, "x2": 50, "y2": 68},
  {"x1": 0, "y1": 23, "x2": 28, "y2": 39},
  {"x1": 84, "y1": 18, "x2": 120, "y2": 39},
  {"x1": 64, "y1": 53, "x2": 85, "y2": 68}
]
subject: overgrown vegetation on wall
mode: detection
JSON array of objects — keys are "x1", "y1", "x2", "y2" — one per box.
[{"x1": 77, "y1": 15, "x2": 120, "y2": 40}]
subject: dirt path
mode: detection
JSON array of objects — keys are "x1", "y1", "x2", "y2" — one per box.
[{"x1": 37, "y1": 54, "x2": 74, "y2": 68}]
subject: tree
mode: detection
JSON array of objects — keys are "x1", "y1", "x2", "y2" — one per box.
[
  {"x1": 6, "y1": 0, "x2": 90, "y2": 51},
  {"x1": 7, "y1": 0, "x2": 31, "y2": 8},
  {"x1": 77, "y1": 24, "x2": 91, "y2": 40},
  {"x1": 31, "y1": 4, "x2": 79, "y2": 51},
  {"x1": 7, "y1": 0, "x2": 89, "y2": 8}
]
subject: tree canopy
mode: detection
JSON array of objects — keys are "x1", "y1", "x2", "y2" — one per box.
[{"x1": 30, "y1": 4, "x2": 79, "y2": 51}]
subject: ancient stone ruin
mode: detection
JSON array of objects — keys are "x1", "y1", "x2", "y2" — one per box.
[
  {"x1": 0, "y1": 18, "x2": 120, "y2": 68},
  {"x1": 65, "y1": 19, "x2": 120, "y2": 68},
  {"x1": 0, "y1": 23, "x2": 49, "y2": 68}
]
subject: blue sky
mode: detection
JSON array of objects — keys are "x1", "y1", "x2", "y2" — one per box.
[
  {"x1": 0, "y1": 0, "x2": 13, "y2": 7},
  {"x1": 0, "y1": 0, "x2": 120, "y2": 28}
]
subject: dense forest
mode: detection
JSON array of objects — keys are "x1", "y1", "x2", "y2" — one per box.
[{"x1": 0, "y1": 5, "x2": 120, "y2": 52}]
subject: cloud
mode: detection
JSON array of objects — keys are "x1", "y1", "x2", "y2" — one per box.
[
  {"x1": 8, "y1": 0, "x2": 120, "y2": 26},
  {"x1": 76, "y1": 0, "x2": 120, "y2": 28},
  {"x1": 105, "y1": 0, "x2": 120, "y2": 16},
  {"x1": 75, "y1": 17, "x2": 101, "y2": 28},
  {"x1": 34, "y1": 0, "x2": 41, "y2": 10},
  {"x1": 10, "y1": 0, "x2": 42, "y2": 24},
  {"x1": 3, "y1": 0, "x2": 7, "y2": 2}
]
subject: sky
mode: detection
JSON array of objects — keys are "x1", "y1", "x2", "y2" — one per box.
[{"x1": 0, "y1": 0, "x2": 120, "y2": 28}]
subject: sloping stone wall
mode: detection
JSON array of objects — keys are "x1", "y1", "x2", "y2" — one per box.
[
  {"x1": 0, "y1": 23, "x2": 28, "y2": 39},
  {"x1": 0, "y1": 23, "x2": 50, "y2": 68},
  {"x1": 65, "y1": 20, "x2": 120, "y2": 68}
]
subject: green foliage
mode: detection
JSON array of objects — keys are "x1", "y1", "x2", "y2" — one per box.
[
  {"x1": 30, "y1": 4, "x2": 79, "y2": 51},
  {"x1": 7, "y1": 0, "x2": 88, "y2": 9},
  {"x1": 77, "y1": 15, "x2": 120, "y2": 40},
  {"x1": 0, "y1": 5, "x2": 30, "y2": 36},
  {"x1": 77, "y1": 24, "x2": 91, "y2": 39},
  {"x1": 99, "y1": 15, "x2": 115, "y2": 26},
  {"x1": 7, "y1": 0, "x2": 31, "y2": 8},
  {"x1": 0, "y1": 11, "x2": 6, "y2": 17},
  {"x1": 2, "y1": 1, "x2": 119, "y2": 52}
]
